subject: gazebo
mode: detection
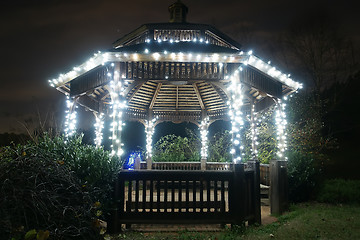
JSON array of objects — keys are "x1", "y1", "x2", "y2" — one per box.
[{"x1": 49, "y1": 0, "x2": 301, "y2": 170}]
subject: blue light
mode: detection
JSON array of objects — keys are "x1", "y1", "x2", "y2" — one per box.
[{"x1": 124, "y1": 152, "x2": 141, "y2": 170}]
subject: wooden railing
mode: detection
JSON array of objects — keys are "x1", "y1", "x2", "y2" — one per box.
[
  {"x1": 110, "y1": 163, "x2": 261, "y2": 232},
  {"x1": 139, "y1": 161, "x2": 270, "y2": 186}
]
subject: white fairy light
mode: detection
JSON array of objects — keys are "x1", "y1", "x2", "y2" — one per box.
[
  {"x1": 108, "y1": 63, "x2": 127, "y2": 157},
  {"x1": 94, "y1": 113, "x2": 104, "y2": 147},
  {"x1": 200, "y1": 117, "x2": 209, "y2": 159},
  {"x1": 145, "y1": 117, "x2": 157, "y2": 159},
  {"x1": 228, "y1": 70, "x2": 244, "y2": 163},
  {"x1": 250, "y1": 104, "x2": 260, "y2": 160},
  {"x1": 64, "y1": 97, "x2": 77, "y2": 138},
  {"x1": 275, "y1": 99, "x2": 288, "y2": 160}
]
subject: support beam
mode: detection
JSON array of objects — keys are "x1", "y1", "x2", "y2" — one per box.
[
  {"x1": 193, "y1": 83, "x2": 205, "y2": 110},
  {"x1": 149, "y1": 83, "x2": 162, "y2": 109}
]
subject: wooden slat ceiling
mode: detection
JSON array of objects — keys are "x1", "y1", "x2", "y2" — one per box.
[{"x1": 125, "y1": 80, "x2": 228, "y2": 113}]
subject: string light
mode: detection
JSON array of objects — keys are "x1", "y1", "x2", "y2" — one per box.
[
  {"x1": 250, "y1": 104, "x2": 260, "y2": 160},
  {"x1": 64, "y1": 97, "x2": 77, "y2": 137},
  {"x1": 228, "y1": 71, "x2": 244, "y2": 163},
  {"x1": 94, "y1": 113, "x2": 104, "y2": 147},
  {"x1": 200, "y1": 117, "x2": 209, "y2": 159},
  {"x1": 145, "y1": 117, "x2": 157, "y2": 159},
  {"x1": 275, "y1": 99, "x2": 288, "y2": 160},
  {"x1": 108, "y1": 64, "x2": 128, "y2": 157}
]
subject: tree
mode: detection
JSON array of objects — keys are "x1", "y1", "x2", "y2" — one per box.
[{"x1": 280, "y1": 10, "x2": 357, "y2": 96}]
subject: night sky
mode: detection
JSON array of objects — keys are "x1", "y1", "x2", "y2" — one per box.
[{"x1": 1, "y1": 0, "x2": 359, "y2": 134}]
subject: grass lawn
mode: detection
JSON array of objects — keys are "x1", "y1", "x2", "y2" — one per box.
[{"x1": 107, "y1": 202, "x2": 360, "y2": 240}]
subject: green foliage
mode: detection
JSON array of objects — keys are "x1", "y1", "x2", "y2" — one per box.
[
  {"x1": 152, "y1": 134, "x2": 200, "y2": 162},
  {"x1": 287, "y1": 150, "x2": 320, "y2": 202},
  {"x1": 208, "y1": 130, "x2": 232, "y2": 162},
  {"x1": 0, "y1": 134, "x2": 121, "y2": 239},
  {"x1": 317, "y1": 179, "x2": 360, "y2": 204},
  {"x1": 287, "y1": 92, "x2": 337, "y2": 162},
  {"x1": 32, "y1": 134, "x2": 121, "y2": 215},
  {"x1": 241, "y1": 108, "x2": 277, "y2": 164}
]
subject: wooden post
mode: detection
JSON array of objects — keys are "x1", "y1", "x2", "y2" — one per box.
[
  {"x1": 146, "y1": 157, "x2": 152, "y2": 170},
  {"x1": 232, "y1": 163, "x2": 245, "y2": 227},
  {"x1": 270, "y1": 160, "x2": 289, "y2": 215},
  {"x1": 134, "y1": 155, "x2": 141, "y2": 170},
  {"x1": 247, "y1": 161, "x2": 261, "y2": 225},
  {"x1": 109, "y1": 173, "x2": 122, "y2": 233}
]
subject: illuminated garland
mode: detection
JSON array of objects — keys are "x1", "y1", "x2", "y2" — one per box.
[
  {"x1": 48, "y1": 46, "x2": 301, "y2": 92},
  {"x1": 94, "y1": 113, "x2": 104, "y2": 147},
  {"x1": 200, "y1": 117, "x2": 209, "y2": 159},
  {"x1": 275, "y1": 99, "x2": 288, "y2": 160},
  {"x1": 250, "y1": 104, "x2": 260, "y2": 160},
  {"x1": 145, "y1": 118, "x2": 157, "y2": 159},
  {"x1": 64, "y1": 97, "x2": 77, "y2": 138},
  {"x1": 108, "y1": 64, "x2": 127, "y2": 157},
  {"x1": 228, "y1": 70, "x2": 244, "y2": 163}
]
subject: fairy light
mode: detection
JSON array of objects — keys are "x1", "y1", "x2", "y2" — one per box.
[
  {"x1": 247, "y1": 55, "x2": 302, "y2": 90},
  {"x1": 64, "y1": 97, "x2": 77, "y2": 137},
  {"x1": 200, "y1": 117, "x2": 209, "y2": 159},
  {"x1": 94, "y1": 113, "x2": 104, "y2": 147},
  {"x1": 108, "y1": 64, "x2": 127, "y2": 157},
  {"x1": 250, "y1": 104, "x2": 260, "y2": 160},
  {"x1": 145, "y1": 117, "x2": 157, "y2": 159},
  {"x1": 275, "y1": 99, "x2": 288, "y2": 160},
  {"x1": 228, "y1": 70, "x2": 244, "y2": 163}
]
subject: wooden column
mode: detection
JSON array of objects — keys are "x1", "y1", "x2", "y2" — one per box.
[
  {"x1": 270, "y1": 160, "x2": 289, "y2": 215},
  {"x1": 231, "y1": 163, "x2": 245, "y2": 227},
  {"x1": 200, "y1": 115, "x2": 209, "y2": 170},
  {"x1": 247, "y1": 161, "x2": 261, "y2": 225}
]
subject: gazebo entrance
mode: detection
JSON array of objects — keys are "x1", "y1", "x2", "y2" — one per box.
[{"x1": 49, "y1": 0, "x2": 300, "y2": 231}]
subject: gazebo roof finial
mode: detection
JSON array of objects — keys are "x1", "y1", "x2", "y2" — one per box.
[{"x1": 168, "y1": 0, "x2": 188, "y2": 23}]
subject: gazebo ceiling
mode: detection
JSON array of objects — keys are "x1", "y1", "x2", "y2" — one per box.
[{"x1": 49, "y1": 2, "x2": 301, "y2": 125}]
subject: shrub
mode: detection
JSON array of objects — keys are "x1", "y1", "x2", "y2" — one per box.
[
  {"x1": 0, "y1": 134, "x2": 121, "y2": 239},
  {"x1": 0, "y1": 144, "x2": 97, "y2": 239},
  {"x1": 317, "y1": 179, "x2": 360, "y2": 204},
  {"x1": 152, "y1": 134, "x2": 200, "y2": 162},
  {"x1": 208, "y1": 130, "x2": 232, "y2": 162},
  {"x1": 287, "y1": 150, "x2": 321, "y2": 202},
  {"x1": 34, "y1": 134, "x2": 121, "y2": 218}
]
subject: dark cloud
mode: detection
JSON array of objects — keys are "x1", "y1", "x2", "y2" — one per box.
[{"x1": 0, "y1": 0, "x2": 359, "y2": 133}]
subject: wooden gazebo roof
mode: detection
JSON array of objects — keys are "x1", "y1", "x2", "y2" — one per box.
[{"x1": 49, "y1": 2, "x2": 301, "y2": 125}]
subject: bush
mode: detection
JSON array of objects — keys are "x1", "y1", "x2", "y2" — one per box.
[
  {"x1": 0, "y1": 134, "x2": 121, "y2": 239},
  {"x1": 317, "y1": 179, "x2": 360, "y2": 204},
  {"x1": 287, "y1": 150, "x2": 321, "y2": 202},
  {"x1": 34, "y1": 134, "x2": 121, "y2": 217},
  {"x1": 152, "y1": 134, "x2": 200, "y2": 162}
]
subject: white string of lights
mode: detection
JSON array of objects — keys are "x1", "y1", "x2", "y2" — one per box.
[
  {"x1": 48, "y1": 41, "x2": 301, "y2": 93},
  {"x1": 250, "y1": 104, "x2": 260, "y2": 160},
  {"x1": 145, "y1": 117, "x2": 157, "y2": 160},
  {"x1": 228, "y1": 69, "x2": 244, "y2": 163},
  {"x1": 108, "y1": 63, "x2": 127, "y2": 157},
  {"x1": 94, "y1": 113, "x2": 105, "y2": 147},
  {"x1": 199, "y1": 117, "x2": 209, "y2": 159},
  {"x1": 64, "y1": 97, "x2": 77, "y2": 138},
  {"x1": 275, "y1": 98, "x2": 288, "y2": 160}
]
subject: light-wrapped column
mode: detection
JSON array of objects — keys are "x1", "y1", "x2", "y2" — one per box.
[
  {"x1": 64, "y1": 96, "x2": 77, "y2": 138},
  {"x1": 275, "y1": 99, "x2": 287, "y2": 160},
  {"x1": 109, "y1": 63, "x2": 126, "y2": 157},
  {"x1": 250, "y1": 104, "x2": 259, "y2": 160},
  {"x1": 228, "y1": 70, "x2": 244, "y2": 163},
  {"x1": 200, "y1": 117, "x2": 209, "y2": 160},
  {"x1": 94, "y1": 113, "x2": 104, "y2": 147},
  {"x1": 145, "y1": 118, "x2": 157, "y2": 160}
]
